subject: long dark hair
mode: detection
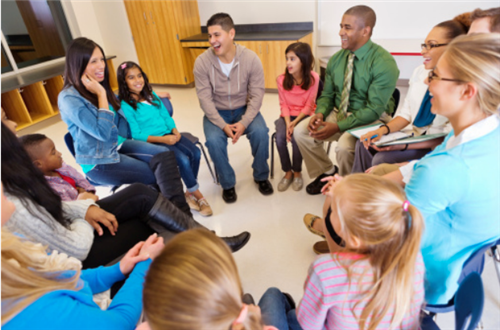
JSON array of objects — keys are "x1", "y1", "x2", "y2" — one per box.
[
  {"x1": 117, "y1": 61, "x2": 160, "y2": 110},
  {"x1": 1, "y1": 123, "x2": 70, "y2": 228},
  {"x1": 62, "y1": 37, "x2": 120, "y2": 110},
  {"x1": 283, "y1": 42, "x2": 315, "y2": 91}
]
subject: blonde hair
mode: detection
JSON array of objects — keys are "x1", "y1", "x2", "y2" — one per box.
[
  {"x1": 444, "y1": 33, "x2": 500, "y2": 115},
  {"x1": 330, "y1": 174, "x2": 424, "y2": 330},
  {"x1": 1, "y1": 228, "x2": 81, "y2": 325},
  {"x1": 143, "y1": 229, "x2": 262, "y2": 330}
]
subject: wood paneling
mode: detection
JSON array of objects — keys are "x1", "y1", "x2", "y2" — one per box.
[{"x1": 124, "y1": 0, "x2": 201, "y2": 85}]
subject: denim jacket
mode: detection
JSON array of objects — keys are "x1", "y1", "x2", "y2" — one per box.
[{"x1": 58, "y1": 86, "x2": 131, "y2": 165}]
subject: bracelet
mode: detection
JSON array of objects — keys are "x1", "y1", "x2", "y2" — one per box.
[
  {"x1": 379, "y1": 124, "x2": 391, "y2": 135},
  {"x1": 401, "y1": 144, "x2": 408, "y2": 151}
]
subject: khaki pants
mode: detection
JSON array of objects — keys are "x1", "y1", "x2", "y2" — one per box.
[
  {"x1": 294, "y1": 111, "x2": 390, "y2": 177},
  {"x1": 370, "y1": 163, "x2": 400, "y2": 176}
]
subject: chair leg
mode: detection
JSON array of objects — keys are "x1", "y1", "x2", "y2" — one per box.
[
  {"x1": 492, "y1": 245, "x2": 500, "y2": 285},
  {"x1": 326, "y1": 141, "x2": 332, "y2": 155},
  {"x1": 270, "y1": 132, "x2": 276, "y2": 179},
  {"x1": 195, "y1": 141, "x2": 218, "y2": 185}
]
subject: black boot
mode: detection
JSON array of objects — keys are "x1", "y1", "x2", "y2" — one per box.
[
  {"x1": 149, "y1": 151, "x2": 192, "y2": 216},
  {"x1": 148, "y1": 195, "x2": 251, "y2": 253},
  {"x1": 147, "y1": 193, "x2": 203, "y2": 233}
]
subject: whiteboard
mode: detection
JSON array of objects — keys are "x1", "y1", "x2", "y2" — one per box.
[{"x1": 318, "y1": 1, "x2": 499, "y2": 46}]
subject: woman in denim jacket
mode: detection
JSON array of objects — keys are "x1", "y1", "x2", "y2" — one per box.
[{"x1": 58, "y1": 38, "x2": 181, "y2": 203}]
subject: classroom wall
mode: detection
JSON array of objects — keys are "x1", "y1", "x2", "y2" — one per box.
[
  {"x1": 60, "y1": 0, "x2": 139, "y2": 71},
  {"x1": 198, "y1": 0, "x2": 316, "y2": 25}
]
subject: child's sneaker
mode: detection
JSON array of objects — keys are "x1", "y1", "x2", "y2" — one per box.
[
  {"x1": 198, "y1": 198, "x2": 213, "y2": 217},
  {"x1": 185, "y1": 192, "x2": 200, "y2": 211}
]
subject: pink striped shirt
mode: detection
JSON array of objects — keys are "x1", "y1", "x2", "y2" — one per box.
[
  {"x1": 297, "y1": 253, "x2": 425, "y2": 330},
  {"x1": 277, "y1": 71, "x2": 320, "y2": 117}
]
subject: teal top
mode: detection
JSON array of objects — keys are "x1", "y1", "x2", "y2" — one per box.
[
  {"x1": 317, "y1": 40, "x2": 399, "y2": 132},
  {"x1": 80, "y1": 106, "x2": 126, "y2": 174},
  {"x1": 405, "y1": 115, "x2": 500, "y2": 304},
  {"x1": 120, "y1": 91, "x2": 177, "y2": 142}
]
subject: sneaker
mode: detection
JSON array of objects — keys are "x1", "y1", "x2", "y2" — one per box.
[
  {"x1": 197, "y1": 198, "x2": 213, "y2": 217},
  {"x1": 277, "y1": 176, "x2": 292, "y2": 192},
  {"x1": 292, "y1": 176, "x2": 303, "y2": 191},
  {"x1": 185, "y1": 192, "x2": 200, "y2": 211}
]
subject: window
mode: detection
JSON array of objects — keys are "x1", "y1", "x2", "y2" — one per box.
[{"x1": 1, "y1": 0, "x2": 72, "y2": 72}]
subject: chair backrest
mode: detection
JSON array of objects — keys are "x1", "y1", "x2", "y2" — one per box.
[
  {"x1": 393, "y1": 88, "x2": 400, "y2": 112},
  {"x1": 454, "y1": 272, "x2": 484, "y2": 330},
  {"x1": 160, "y1": 97, "x2": 174, "y2": 117},
  {"x1": 459, "y1": 239, "x2": 499, "y2": 283},
  {"x1": 316, "y1": 78, "x2": 324, "y2": 102},
  {"x1": 64, "y1": 132, "x2": 76, "y2": 157}
]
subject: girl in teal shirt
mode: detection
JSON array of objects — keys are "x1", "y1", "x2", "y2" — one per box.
[{"x1": 118, "y1": 62, "x2": 212, "y2": 217}]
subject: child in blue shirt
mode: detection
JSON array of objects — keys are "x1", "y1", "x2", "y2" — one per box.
[{"x1": 118, "y1": 62, "x2": 212, "y2": 217}]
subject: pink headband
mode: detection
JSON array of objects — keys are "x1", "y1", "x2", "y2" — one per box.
[
  {"x1": 232, "y1": 304, "x2": 248, "y2": 326},
  {"x1": 120, "y1": 63, "x2": 127, "y2": 69},
  {"x1": 402, "y1": 200, "x2": 410, "y2": 212}
]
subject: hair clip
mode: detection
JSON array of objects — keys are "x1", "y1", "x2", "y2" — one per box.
[
  {"x1": 120, "y1": 63, "x2": 127, "y2": 69},
  {"x1": 232, "y1": 304, "x2": 248, "y2": 326},
  {"x1": 402, "y1": 200, "x2": 410, "y2": 212}
]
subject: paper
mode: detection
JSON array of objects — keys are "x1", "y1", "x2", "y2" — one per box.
[
  {"x1": 378, "y1": 132, "x2": 448, "y2": 146},
  {"x1": 347, "y1": 124, "x2": 412, "y2": 146}
]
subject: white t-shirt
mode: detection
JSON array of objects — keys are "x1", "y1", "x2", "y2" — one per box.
[{"x1": 218, "y1": 58, "x2": 234, "y2": 77}]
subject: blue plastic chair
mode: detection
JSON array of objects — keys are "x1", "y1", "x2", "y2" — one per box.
[
  {"x1": 421, "y1": 272, "x2": 485, "y2": 330},
  {"x1": 63, "y1": 132, "x2": 120, "y2": 193},
  {"x1": 160, "y1": 97, "x2": 218, "y2": 184},
  {"x1": 423, "y1": 238, "x2": 498, "y2": 315}
]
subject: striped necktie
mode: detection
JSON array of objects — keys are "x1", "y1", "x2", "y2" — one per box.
[{"x1": 337, "y1": 52, "x2": 355, "y2": 121}]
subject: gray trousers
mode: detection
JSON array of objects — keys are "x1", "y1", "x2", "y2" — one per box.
[
  {"x1": 351, "y1": 140, "x2": 431, "y2": 174},
  {"x1": 275, "y1": 116, "x2": 303, "y2": 173},
  {"x1": 294, "y1": 111, "x2": 390, "y2": 177}
]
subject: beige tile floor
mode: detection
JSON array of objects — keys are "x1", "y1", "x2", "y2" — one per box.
[{"x1": 21, "y1": 85, "x2": 500, "y2": 329}]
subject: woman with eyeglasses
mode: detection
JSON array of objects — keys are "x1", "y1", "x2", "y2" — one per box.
[
  {"x1": 351, "y1": 17, "x2": 469, "y2": 174},
  {"x1": 383, "y1": 33, "x2": 500, "y2": 305}
]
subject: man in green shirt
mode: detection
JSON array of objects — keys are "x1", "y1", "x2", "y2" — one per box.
[{"x1": 294, "y1": 5, "x2": 399, "y2": 195}]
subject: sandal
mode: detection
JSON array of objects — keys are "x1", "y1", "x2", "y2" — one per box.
[{"x1": 303, "y1": 213, "x2": 326, "y2": 238}]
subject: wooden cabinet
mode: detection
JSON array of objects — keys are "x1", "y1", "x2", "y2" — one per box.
[
  {"x1": 1, "y1": 58, "x2": 117, "y2": 131},
  {"x1": 1, "y1": 75, "x2": 63, "y2": 130},
  {"x1": 238, "y1": 40, "x2": 292, "y2": 89},
  {"x1": 124, "y1": 0, "x2": 201, "y2": 85},
  {"x1": 183, "y1": 33, "x2": 313, "y2": 89}
]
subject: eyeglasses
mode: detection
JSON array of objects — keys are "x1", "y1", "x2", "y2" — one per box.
[
  {"x1": 428, "y1": 69, "x2": 466, "y2": 84},
  {"x1": 421, "y1": 43, "x2": 448, "y2": 51}
]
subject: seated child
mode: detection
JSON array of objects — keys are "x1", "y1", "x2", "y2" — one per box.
[
  {"x1": 139, "y1": 229, "x2": 293, "y2": 330},
  {"x1": 275, "y1": 42, "x2": 319, "y2": 192},
  {"x1": 19, "y1": 134, "x2": 98, "y2": 202},
  {"x1": 1, "y1": 183, "x2": 165, "y2": 330},
  {"x1": 296, "y1": 174, "x2": 425, "y2": 330},
  {"x1": 117, "y1": 61, "x2": 212, "y2": 217}
]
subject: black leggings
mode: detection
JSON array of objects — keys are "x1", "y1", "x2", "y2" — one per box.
[{"x1": 82, "y1": 183, "x2": 158, "y2": 269}]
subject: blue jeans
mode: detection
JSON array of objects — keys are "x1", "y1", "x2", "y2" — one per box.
[
  {"x1": 259, "y1": 288, "x2": 303, "y2": 330},
  {"x1": 158, "y1": 135, "x2": 201, "y2": 192},
  {"x1": 86, "y1": 139, "x2": 171, "y2": 186},
  {"x1": 203, "y1": 106, "x2": 270, "y2": 190}
]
